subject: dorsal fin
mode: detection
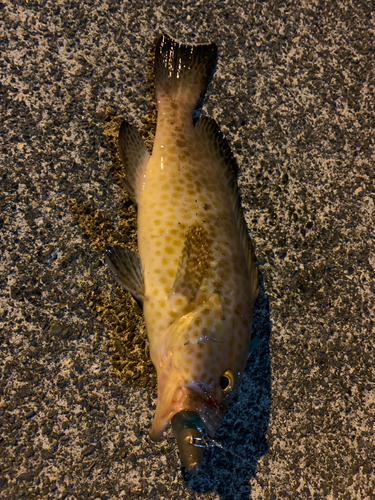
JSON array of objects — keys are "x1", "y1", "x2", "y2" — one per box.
[
  {"x1": 195, "y1": 116, "x2": 238, "y2": 188},
  {"x1": 118, "y1": 121, "x2": 150, "y2": 203},
  {"x1": 195, "y1": 116, "x2": 258, "y2": 298}
]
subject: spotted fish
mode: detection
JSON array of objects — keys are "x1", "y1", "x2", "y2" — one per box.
[{"x1": 105, "y1": 33, "x2": 258, "y2": 472}]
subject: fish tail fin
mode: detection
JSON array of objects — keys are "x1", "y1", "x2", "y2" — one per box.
[{"x1": 154, "y1": 33, "x2": 217, "y2": 109}]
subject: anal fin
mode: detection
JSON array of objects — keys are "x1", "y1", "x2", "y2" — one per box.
[
  {"x1": 105, "y1": 246, "x2": 144, "y2": 303},
  {"x1": 119, "y1": 121, "x2": 150, "y2": 203}
]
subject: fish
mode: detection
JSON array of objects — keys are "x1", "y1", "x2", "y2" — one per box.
[{"x1": 105, "y1": 33, "x2": 259, "y2": 473}]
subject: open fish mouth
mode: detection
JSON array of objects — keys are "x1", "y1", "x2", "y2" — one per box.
[{"x1": 149, "y1": 378, "x2": 224, "y2": 446}]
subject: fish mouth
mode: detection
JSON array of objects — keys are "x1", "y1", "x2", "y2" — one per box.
[
  {"x1": 150, "y1": 380, "x2": 224, "y2": 443},
  {"x1": 170, "y1": 391, "x2": 224, "y2": 473},
  {"x1": 171, "y1": 401, "x2": 224, "y2": 473}
]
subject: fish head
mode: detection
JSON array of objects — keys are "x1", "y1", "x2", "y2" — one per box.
[{"x1": 150, "y1": 292, "x2": 247, "y2": 442}]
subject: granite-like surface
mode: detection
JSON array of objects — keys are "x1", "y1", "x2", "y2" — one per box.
[{"x1": 1, "y1": 0, "x2": 374, "y2": 499}]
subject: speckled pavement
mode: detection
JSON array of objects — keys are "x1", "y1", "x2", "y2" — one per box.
[{"x1": 1, "y1": 1, "x2": 374, "y2": 499}]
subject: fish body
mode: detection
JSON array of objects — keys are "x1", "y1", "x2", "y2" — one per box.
[{"x1": 106, "y1": 33, "x2": 258, "y2": 470}]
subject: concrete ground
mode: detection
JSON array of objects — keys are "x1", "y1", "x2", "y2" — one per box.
[{"x1": 1, "y1": 0, "x2": 374, "y2": 499}]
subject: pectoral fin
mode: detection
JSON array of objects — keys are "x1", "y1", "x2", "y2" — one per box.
[
  {"x1": 171, "y1": 223, "x2": 211, "y2": 302},
  {"x1": 105, "y1": 246, "x2": 144, "y2": 303}
]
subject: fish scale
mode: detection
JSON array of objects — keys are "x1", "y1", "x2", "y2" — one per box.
[{"x1": 105, "y1": 33, "x2": 258, "y2": 472}]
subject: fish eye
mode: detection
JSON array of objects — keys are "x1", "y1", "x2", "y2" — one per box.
[{"x1": 219, "y1": 370, "x2": 235, "y2": 392}]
